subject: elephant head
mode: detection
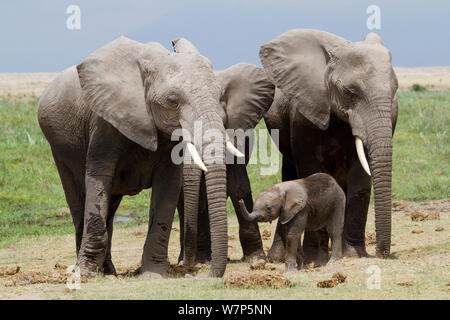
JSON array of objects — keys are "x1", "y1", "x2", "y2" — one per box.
[
  {"x1": 181, "y1": 62, "x2": 275, "y2": 267},
  {"x1": 260, "y1": 30, "x2": 398, "y2": 258},
  {"x1": 239, "y1": 181, "x2": 307, "y2": 224},
  {"x1": 76, "y1": 36, "x2": 233, "y2": 277}
]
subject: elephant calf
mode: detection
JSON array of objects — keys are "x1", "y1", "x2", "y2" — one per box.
[{"x1": 239, "y1": 173, "x2": 345, "y2": 272}]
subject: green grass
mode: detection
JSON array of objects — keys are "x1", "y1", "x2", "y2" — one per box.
[
  {"x1": 392, "y1": 91, "x2": 449, "y2": 200},
  {"x1": 0, "y1": 92, "x2": 449, "y2": 244}
]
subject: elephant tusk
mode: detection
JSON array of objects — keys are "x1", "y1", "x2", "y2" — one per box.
[
  {"x1": 226, "y1": 141, "x2": 245, "y2": 158},
  {"x1": 355, "y1": 137, "x2": 371, "y2": 176},
  {"x1": 186, "y1": 143, "x2": 208, "y2": 172},
  {"x1": 225, "y1": 134, "x2": 245, "y2": 158}
]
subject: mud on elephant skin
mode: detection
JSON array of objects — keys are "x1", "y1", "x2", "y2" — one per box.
[
  {"x1": 239, "y1": 173, "x2": 345, "y2": 272},
  {"x1": 260, "y1": 30, "x2": 398, "y2": 262},
  {"x1": 177, "y1": 63, "x2": 275, "y2": 266},
  {"x1": 38, "y1": 37, "x2": 248, "y2": 278}
]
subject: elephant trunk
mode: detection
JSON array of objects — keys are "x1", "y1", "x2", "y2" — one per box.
[
  {"x1": 182, "y1": 111, "x2": 228, "y2": 277},
  {"x1": 365, "y1": 101, "x2": 393, "y2": 258},
  {"x1": 182, "y1": 164, "x2": 201, "y2": 266},
  {"x1": 239, "y1": 200, "x2": 259, "y2": 222}
]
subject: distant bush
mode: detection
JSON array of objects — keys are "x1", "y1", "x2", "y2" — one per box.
[{"x1": 410, "y1": 83, "x2": 427, "y2": 92}]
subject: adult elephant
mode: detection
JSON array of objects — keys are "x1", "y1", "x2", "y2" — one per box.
[
  {"x1": 177, "y1": 63, "x2": 275, "y2": 266},
  {"x1": 259, "y1": 30, "x2": 398, "y2": 262},
  {"x1": 38, "y1": 36, "x2": 244, "y2": 278}
]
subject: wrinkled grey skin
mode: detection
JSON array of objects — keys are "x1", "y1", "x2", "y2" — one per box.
[
  {"x1": 178, "y1": 63, "x2": 275, "y2": 266},
  {"x1": 239, "y1": 173, "x2": 345, "y2": 272},
  {"x1": 38, "y1": 37, "x2": 257, "y2": 278},
  {"x1": 260, "y1": 30, "x2": 398, "y2": 262}
]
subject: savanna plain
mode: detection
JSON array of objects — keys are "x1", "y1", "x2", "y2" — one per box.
[{"x1": 0, "y1": 69, "x2": 448, "y2": 299}]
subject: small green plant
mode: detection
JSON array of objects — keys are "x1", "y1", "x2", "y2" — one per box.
[{"x1": 410, "y1": 83, "x2": 427, "y2": 92}]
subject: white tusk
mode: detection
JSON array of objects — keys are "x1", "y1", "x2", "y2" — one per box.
[
  {"x1": 226, "y1": 141, "x2": 245, "y2": 158},
  {"x1": 355, "y1": 137, "x2": 371, "y2": 176},
  {"x1": 186, "y1": 143, "x2": 207, "y2": 172}
]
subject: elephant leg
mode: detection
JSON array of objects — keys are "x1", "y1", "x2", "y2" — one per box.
[
  {"x1": 268, "y1": 158, "x2": 297, "y2": 262},
  {"x1": 77, "y1": 174, "x2": 114, "y2": 277},
  {"x1": 228, "y1": 164, "x2": 265, "y2": 261},
  {"x1": 103, "y1": 195, "x2": 122, "y2": 275},
  {"x1": 314, "y1": 229, "x2": 329, "y2": 267},
  {"x1": 343, "y1": 159, "x2": 371, "y2": 257},
  {"x1": 52, "y1": 155, "x2": 85, "y2": 257},
  {"x1": 141, "y1": 162, "x2": 182, "y2": 278},
  {"x1": 284, "y1": 214, "x2": 305, "y2": 273}
]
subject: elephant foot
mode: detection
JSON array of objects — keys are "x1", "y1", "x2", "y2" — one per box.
[
  {"x1": 139, "y1": 271, "x2": 165, "y2": 279},
  {"x1": 194, "y1": 251, "x2": 211, "y2": 265},
  {"x1": 103, "y1": 260, "x2": 117, "y2": 276},
  {"x1": 76, "y1": 260, "x2": 100, "y2": 278},
  {"x1": 313, "y1": 259, "x2": 328, "y2": 268},
  {"x1": 242, "y1": 249, "x2": 267, "y2": 263},
  {"x1": 267, "y1": 242, "x2": 286, "y2": 262},
  {"x1": 343, "y1": 243, "x2": 369, "y2": 258},
  {"x1": 284, "y1": 263, "x2": 297, "y2": 274},
  {"x1": 139, "y1": 263, "x2": 168, "y2": 278}
]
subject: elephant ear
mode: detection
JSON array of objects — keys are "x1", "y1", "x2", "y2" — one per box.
[
  {"x1": 77, "y1": 36, "x2": 161, "y2": 151},
  {"x1": 172, "y1": 38, "x2": 200, "y2": 54},
  {"x1": 215, "y1": 63, "x2": 275, "y2": 131},
  {"x1": 391, "y1": 95, "x2": 398, "y2": 135},
  {"x1": 280, "y1": 182, "x2": 308, "y2": 224},
  {"x1": 364, "y1": 32, "x2": 383, "y2": 45},
  {"x1": 260, "y1": 29, "x2": 349, "y2": 130}
]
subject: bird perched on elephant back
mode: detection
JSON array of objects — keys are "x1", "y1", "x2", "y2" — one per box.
[
  {"x1": 38, "y1": 36, "x2": 267, "y2": 278},
  {"x1": 259, "y1": 29, "x2": 398, "y2": 262},
  {"x1": 178, "y1": 63, "x2": 275, "y2": 266}
]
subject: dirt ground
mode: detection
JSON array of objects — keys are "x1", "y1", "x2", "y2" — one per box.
[
  {"x1": 0, "y1": 67, "x2": 449, "y2": 97},
  {"x1": 0, "y1": 199, "x2": 448, "y2": 299}
]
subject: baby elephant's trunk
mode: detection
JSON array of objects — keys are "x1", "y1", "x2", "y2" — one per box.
[{"x1": 239, "y1": 199, "x2": 259, "y2": 222}]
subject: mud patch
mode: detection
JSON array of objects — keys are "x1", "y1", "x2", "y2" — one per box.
[
  {"x1": 223, "y1": 271, "x2": 293, "y2": 289},
  {"x1": 317, "y1": 272, "x2": 347, "y2": 288},
  {"x1": 412, "y1": 229, "x2": 424, "y2": 234}
]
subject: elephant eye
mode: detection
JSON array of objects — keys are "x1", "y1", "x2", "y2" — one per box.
[
  {"x1": 343, "y1": 86, "x2": 356, "y2": 97},
  {"x1": 166, "y1": 94, "x2": 180, "y2": 108},
  {"x1": 265, "y1": 204, "x2": 271, "y2": 212}
]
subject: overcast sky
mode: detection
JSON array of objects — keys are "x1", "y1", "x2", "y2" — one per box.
[{"x1": 0, "y1": 0, "x2": 448, "y2": 72}]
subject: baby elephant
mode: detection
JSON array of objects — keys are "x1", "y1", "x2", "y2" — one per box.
[{"x1": 239, "y1": 173, "x2": 345, "y2": 272}]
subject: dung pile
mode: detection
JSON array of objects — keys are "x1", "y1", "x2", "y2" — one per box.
[
  {"x1": 168, "y1": 263, "x2": 208, "y2": 278},
  {"x1": 224, "y1": 271, "x2": 293, "y2": 289},
  {"x1": 3, "y1": 270, "x2": 88, "y2": 287},
  {"x1": 409, "y1": 211, "x2": 440, "y2": 221},
  {"x1": 261, "y1": 229, "x2": 271, "y2": 240},
  {"x1": 316, "y1": 272, "x2": 347, "y2": 288},
  {"x1": 0, "y1": 265, "x2": 20, "y2": 276}
]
